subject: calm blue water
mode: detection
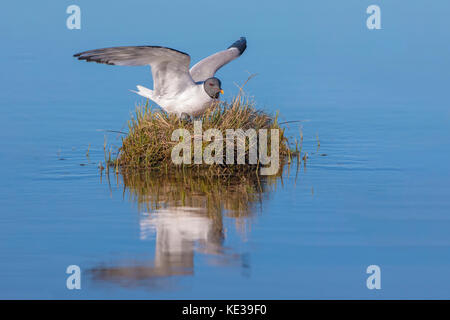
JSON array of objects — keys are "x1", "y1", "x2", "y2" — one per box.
[{"x1": 1, "y1": 1, "x2": 450, "y2": 299}]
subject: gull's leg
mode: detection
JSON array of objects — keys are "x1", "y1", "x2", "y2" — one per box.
[{"x1": 179, "y1": 113, "x2": 194, "y2": 123}]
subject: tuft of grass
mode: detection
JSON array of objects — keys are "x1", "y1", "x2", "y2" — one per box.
[{"x1": 117, "y1": 94, "x2": 295, "y2": 176}]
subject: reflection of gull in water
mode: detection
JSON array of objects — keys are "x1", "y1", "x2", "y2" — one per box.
[
  {"x1": 140, "y1": 207, "x2": 213, "y2": 242},
  {"x1": 88, "y1": 171, "x2": 280, "y2": 289},
  {"x1": 141, "y1": 207, "x2": 225, "y2": 270},
  {"x1": 89, "y1": 206, "x2": 242, "y2": 288}
]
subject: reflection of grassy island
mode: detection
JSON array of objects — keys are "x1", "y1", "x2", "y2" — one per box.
[
  {"x1": 90, "y1": 168, "x2": 283, "y2": 287},
  {"x1": 122, "y1": 169, "x2": 281, "y2": 217},
  {"x1": 117, "y1": 94, "x2": 296, "y2": 176}
]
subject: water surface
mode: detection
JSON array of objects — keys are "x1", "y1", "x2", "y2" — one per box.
[{"x1": 1, "y1": 1, "x2": 450, "y2": 299}]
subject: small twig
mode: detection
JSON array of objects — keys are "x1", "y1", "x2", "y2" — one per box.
[
  {"x1": 96, "y1": 129, "x2": 128, "y2": 135},
  {"x1": 233, "y1": 73, "x2": 258, "y2": 92},
  {"x1": 279, "y1": 120, "x2": 310, "y2": 125}
]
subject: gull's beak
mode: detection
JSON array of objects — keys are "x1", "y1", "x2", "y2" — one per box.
[{"x1": 220, "y1": 89, "x2": 224, "y2": 94}]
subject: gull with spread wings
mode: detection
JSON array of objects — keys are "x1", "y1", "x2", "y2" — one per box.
[{"x1": 74, "y1": 37, "x2": 247, "y2": 117}]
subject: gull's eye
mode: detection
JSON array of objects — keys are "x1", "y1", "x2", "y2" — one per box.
[{"x1": 209, "y1": 83, "x2": 214, "y2": 86}]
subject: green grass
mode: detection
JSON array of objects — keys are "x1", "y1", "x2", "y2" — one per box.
[{"x1": 116, "y1": 93, "x2": 296, "y2": 176}]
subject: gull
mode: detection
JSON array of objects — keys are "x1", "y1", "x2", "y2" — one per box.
[{"x1": 74, "y1": 37, "x2": 247, "y2": 117}]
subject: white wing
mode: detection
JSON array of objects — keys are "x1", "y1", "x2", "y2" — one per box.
[
  {"x1": 74, "y1": 46, "x2": 194, "y2": 96},
  {"x1": 189, "y1": 37, "x2": 247, "y2": 82}
]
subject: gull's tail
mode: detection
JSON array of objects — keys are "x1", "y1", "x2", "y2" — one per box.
[{"x1": 131, "y1": 85, "x2": 154, "y2": 100}]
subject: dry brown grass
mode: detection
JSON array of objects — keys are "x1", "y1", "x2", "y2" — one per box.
[{"x1": 116, "y1": 93, "x2": 295, "y2": 176}]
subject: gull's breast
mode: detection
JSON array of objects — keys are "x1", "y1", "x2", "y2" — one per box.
[{"x1": 165, "y1": 84, "x2": 213, "y2": 116}]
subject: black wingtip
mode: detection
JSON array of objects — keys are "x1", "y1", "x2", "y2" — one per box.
[{"x1": 228, "y1": 36, "x2": 247, "y2": 55}]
